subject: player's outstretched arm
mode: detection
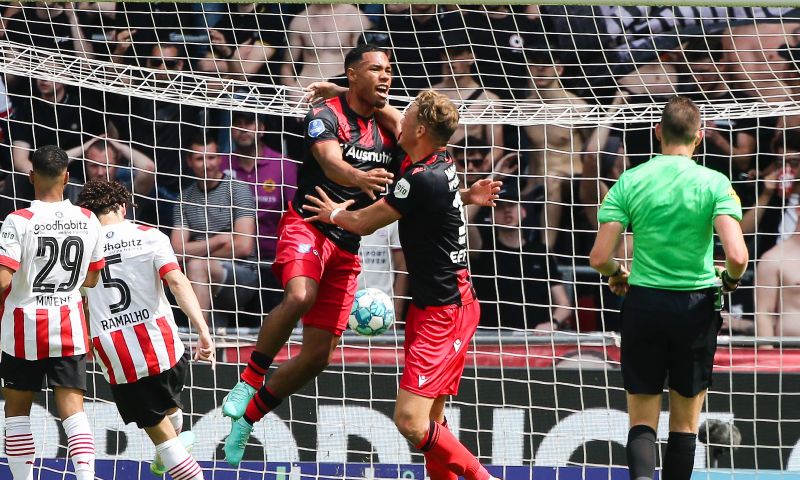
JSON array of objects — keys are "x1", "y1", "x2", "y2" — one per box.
[
  {"x1": 303, "y1": 186, "x2": 400, "y2": 236},
  {"x1": 164, "y1": 269, "x2": 216, "y2": 369},
  {"x1": 460, "y1": 178, "x2": 502, "y2": 207}
]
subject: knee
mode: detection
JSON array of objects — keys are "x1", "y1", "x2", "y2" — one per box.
[
  {"x1": 282, "y1": 284, "x2": 316, "y2": 316},
  {"x1": 393, "y1": 407, "x2": 429, "y2": 445}
]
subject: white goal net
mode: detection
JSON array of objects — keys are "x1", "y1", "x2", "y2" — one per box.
[{"x1": 0, "y1": 2, "x2": 798, "y2": 480}]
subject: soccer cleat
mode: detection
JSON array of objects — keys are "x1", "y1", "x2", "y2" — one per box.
[
  {"x1": 222, "y1": 381, "x2": 257, "y2": 419},
  {"x1": 150, "y1": 430, "x2": 196, "y2": 476},
  {"x1": 224, "y1": 418, "x2": 254, "y2": 467}
]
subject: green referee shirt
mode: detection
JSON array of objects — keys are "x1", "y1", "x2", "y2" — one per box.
[{"x1": 598, "y1": 154, "x2": 743, "y2": 290}]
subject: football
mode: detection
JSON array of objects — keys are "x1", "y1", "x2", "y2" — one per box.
[{"x1": 348, "y1": 288, "x2": 395, "y2": 336}]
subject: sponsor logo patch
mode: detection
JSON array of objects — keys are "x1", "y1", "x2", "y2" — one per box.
[
  {"x1": 394, "y1": 178, "x2": 410, "y2": 199},
  {"x1": 298, "y1": 244, "x2": 312, "y2": 254},
  {"x1": 308, "y1": 119, "x2": 325, "y2": 138}
]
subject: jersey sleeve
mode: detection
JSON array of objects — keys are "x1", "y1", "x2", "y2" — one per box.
[
  {"x1": 0, "y1": 215, "x2": 23, "y2": 271},
  {"x1": 152, "y1": 231, "x2": 181, "y2": 279},
  {"x1": 87, "y1": 215, "x2": 106, "y2": 271},
  {"x1": 712, "y1": 173, "x2": 743, "y2": 221},
  {"x1": 384, "y1": 168, "x2": 436, "y2": 217},
  {"x1": 304, "y1": 106, "x2": 339, "y2": 148},
  {"x1": 597, "y1": 178, "x2": 630, "y2": 228}
]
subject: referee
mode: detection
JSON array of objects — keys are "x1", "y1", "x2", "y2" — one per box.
[{"x1": 590, "y1": 96, "x2": 748, "y2": 480}]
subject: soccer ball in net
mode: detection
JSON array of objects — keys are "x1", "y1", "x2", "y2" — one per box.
[{"x1": 349, "y1": 288, "x2": 395, "y2": 336}]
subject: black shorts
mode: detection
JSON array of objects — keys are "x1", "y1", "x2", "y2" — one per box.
[
  {"x1": 110, "y1": 354, "x2": 188, "y2": 429},
  {"x1": 0, "y1": 353, "x2": 87, "y2": 392},
  {"x1": 621, "y1": 285, "x2": 722, "y2": 398}
]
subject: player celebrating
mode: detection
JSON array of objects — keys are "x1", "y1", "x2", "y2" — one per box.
[
  {"x1": 0, "y1": 146, "x2": 105, "y2": 480},
  {"x1": 303, "y1": 90, "x2": 501, "y2": 480},
  {"x1": 77, "y1": 179, "x2": 215, "y2": 480},
  {"x1": 589, "y1": 96, "x2": 748, "y2": 480},
  {"x1": 220, "y1": 43, "x2": 398, "y2": 465}
]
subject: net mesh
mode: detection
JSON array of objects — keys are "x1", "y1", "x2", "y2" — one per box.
[{"x1": 0, "y1": 3, "x2": 797, "y2": 479}]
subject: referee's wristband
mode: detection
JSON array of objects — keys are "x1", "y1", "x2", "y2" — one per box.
[
  {"x1": 721, "y1": 270, "x2": 741, "y2": 292},
  {"x1": 605, "y1": 262, "x2": 622, "y2": 278},
  {"x1": 330, "y1": 207, "x2": 344, "y2": 226}
]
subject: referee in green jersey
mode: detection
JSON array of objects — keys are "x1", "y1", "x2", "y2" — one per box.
[{"x1": 590, "y1": 97, "x2": 748, "y2": 480}]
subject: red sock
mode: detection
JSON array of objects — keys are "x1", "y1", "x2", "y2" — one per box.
[
  {"x1": 243, "y1": 386, "x2": 283, "y2": 425},
  {"x1": 240, "y1": 351, "x2": 273, "y2": 389},
  {"x1": 425, "y1": 419, "x2": 457, "y2": 480},
  {"x1": 417, "y1": 421, "x2": 489, "y2": 480}
]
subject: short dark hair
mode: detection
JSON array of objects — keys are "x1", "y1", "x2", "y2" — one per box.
[
  {"x1": 31, "y1": 145, "x2": 69, "y2": 178},
  {"x1": 344, "y1": 43, "x2": 387, "y2": 71},
  {"x1": 188, "y1": 132, "x2": 217, "y2": 151},
  {"x1": 683, "y1": 36, "x2": 723, "y2": 64},
  {"x1": 77, "y1": 179, "x2": 131, "y2": 216},
  {"x1": 660, "y1": 96, "x2": 701, "y2": 146},
  {"x1": 232, "y1": 111, "x2": 259, "y2": 125}
]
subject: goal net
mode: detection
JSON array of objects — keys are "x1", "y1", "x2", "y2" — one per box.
[{"x1": 0, "y1": 2, "x2": 798, "y2": 479}]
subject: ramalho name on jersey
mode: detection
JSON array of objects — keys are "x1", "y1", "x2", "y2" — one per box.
[
  {"x1": 384, "y1": 150, "x2": 476, "y2": 307},
  {"x1": 293, "y1": 94, "x2": 399, "y2": 253},
  {"x1": 86, "y1": 221, "x2": 185, "y2": 385},
  {"x1": 0, "y1": 200, "x2": 104, "y2": 359}
]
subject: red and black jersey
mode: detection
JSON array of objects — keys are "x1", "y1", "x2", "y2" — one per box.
[
  {"x1": 293, "y1": 94, "x2": 399, "y2": 253},
  {"x1": 385, "y1": 150, "x2": 475, "y2": 308}
]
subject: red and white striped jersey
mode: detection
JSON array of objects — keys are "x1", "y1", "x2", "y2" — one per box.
[
  {"x1": 85, "y1": 220, "x2": 185, "y2": 385},
  {"x1": 0, "y1": 200, "x2": 105, "y2": 359}
]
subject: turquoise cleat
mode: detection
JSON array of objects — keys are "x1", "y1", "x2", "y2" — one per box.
[
  {"x1": 222, "y1": 381, "x2": 257, "y2": 419},
  {"x1": 150, "y1": 430, "x2": 196, "y2": 476},
  {"x1": 224, "y1": 418, "x2": 254, "y2": 467}
]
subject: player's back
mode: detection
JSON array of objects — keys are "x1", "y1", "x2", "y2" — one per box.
[
  {"x1": 86, "y1": 220, "x2": 185, "y2": 385},
  {"x1": 0, "y1": 200, "x2": 104, "y2": 359}
]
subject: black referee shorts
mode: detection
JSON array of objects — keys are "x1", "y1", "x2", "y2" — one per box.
[
  {"x1": 110, "y1": 354, "x2": 188, "y2": 429},
  {"x1": 621, "y1": 285, "x2": 722, "y2": 398},
  {"x1": 0, "y1": 352, "x2": 87, "y2": 392}
]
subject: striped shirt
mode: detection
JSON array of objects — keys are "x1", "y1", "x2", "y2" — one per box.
[
  {"x1": 0, "y1": 200, "x2": 105, "y2": 359},
  {"x1": 86, "y1": 221, "x2": 185, "y2": 385},
  {"x1": 173, "y1": 174, "x2": 255, "y2": 243}
]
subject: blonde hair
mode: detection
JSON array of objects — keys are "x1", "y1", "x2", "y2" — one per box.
[{"x1": 413, "y1": 90, "x2": 460, "y2": 144}]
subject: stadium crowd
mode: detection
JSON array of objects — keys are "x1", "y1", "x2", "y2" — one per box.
[{"x1": 0, "y1": 3, "x2": 799, "y2": 337}]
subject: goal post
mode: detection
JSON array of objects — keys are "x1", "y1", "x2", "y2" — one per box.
[{"x1": 0, "y1": 3, "x2": 798, "y2": 480}]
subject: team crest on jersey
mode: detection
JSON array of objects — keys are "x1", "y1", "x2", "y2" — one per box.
[
  {"x1": 308, "y1": 119, "x2": 325, "y2": 138},
  {"x1": 55, "y1": 211, "x2": 63, "y2": 219},
  {"x1": 106, "y1": 231, "x2": 114, "y2": 238},
  {"x1": 394, "y1": 178, "x2": 410, "y2": 199}
]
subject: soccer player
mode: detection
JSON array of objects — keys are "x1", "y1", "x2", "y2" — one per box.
[
  {"x1": 589, "y1": 96, "x2": 749, "y2": 480},
  {"x1": 0, "y1": 145, "x2": 105, "y2": 480},
  {"x1": 303, "y1": 90, "x2": 501, "y2": 480},
  {"x1": 77, "y1": 179, "x2": 215, "y2": 480},
  {"x1": 220, "y1": 43, "x2": 398, "y2": 465}
]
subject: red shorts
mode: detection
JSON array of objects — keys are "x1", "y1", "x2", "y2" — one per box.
[
  {"x1": 399, "y1": 300, "x2": 480, "y2": 398},
  {"x1": 273, "y1": 206, "x2": 361, "y2": 336}
]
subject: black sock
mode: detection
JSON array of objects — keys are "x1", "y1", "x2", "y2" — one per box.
[
  {"x1": 662, "y1": 432, "x2": 696, "y2": 480},
  {"x1": 243, "y1": 386, "x2": 283, "y2": 425},
  {"x1": 626, "y1": 425, "x2": 657, "y2": 480}
]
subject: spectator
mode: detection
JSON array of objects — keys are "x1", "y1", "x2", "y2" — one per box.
[
  {"x1": 9, "y1": 78, "x2": 105, "y2": 173},
  {"x1": 470, "y1": 187, "x2": 571, "y2": 330},
  {"x1": 357, "y1": 222, "x2": 409, "y2": 318},
  {"x1": 282, "y1": 4, "x2": 370, "y2": 87},
  {"x1": 129, "y1": 44, "x2": 204, "y2": 200},
  {"x1": 756, "y1": 220, "x2": 800, "y2": 343},
  {"x1": 523, "y1": 48, "x2": 592, "y2": 249},
  {"x1": 171, "y1": 134, "x2": 258, "y2": 329},
  {"x1": 208, "y1": 3, "x2": 287, "y2": 84},
  {"x1": 4, "y1": 2, "x2": 93, "y2": 56},
  {"x1": 431, "y1": 44, "x2": 504, "y2": 164},
  {"x1": 62, "y1": 137, "x2": 156, "y2": 219},
  {"x1": 114, "y1": 2, "x2": 200, "y2": 62},
  {"x1": 373, "y1": 4, "x2": 443, "y2": 96},
  {"x1": 75, "y1": 1, "x2": 125, "y2": 62}
]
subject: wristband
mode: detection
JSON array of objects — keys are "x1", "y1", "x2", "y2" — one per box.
[
  {"x1": 721, "y1": 269, "x2": 741, "y2": 292},
  {"x1": 609, "y1": 262, "x2": 622, "y2": 278},
  {"x1": 330, "y1": 207, "x2": 343, "y2": 225}
]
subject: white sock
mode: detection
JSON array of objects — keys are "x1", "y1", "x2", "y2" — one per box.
[
  {"x1": 5, "y1": 416, "x2": 35, "y2": 480},
  {"x1": 167, "y1": 409, "x2": 184, "y2": 435},
  {"x1": 156, "y1": 437, "x2": 204, "y2": 480},
  {"x1": 63, "y1": 411, "x2": 95, "y2": 480}
]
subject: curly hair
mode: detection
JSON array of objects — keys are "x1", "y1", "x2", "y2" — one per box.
[
  {"x1": 413, "y1": 90, "x2": 460, "y2": 144},
  {"x1": 77, "y1": 179, "x2": 131, "y2": 216}
]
